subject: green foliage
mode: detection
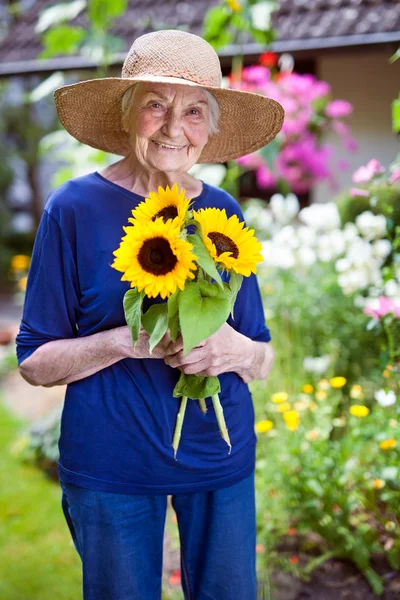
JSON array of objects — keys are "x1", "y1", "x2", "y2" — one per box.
[
  {"x1": 187, "y1": 233, "x2": 223, "y2": 288},
  {"x1": 178, "y1": 280, "x2": 231, "y2": 354},
  {"x1": 123, "y1": 289, "x2": 144, "y2": 345},
  {"x1": 173, "y1": 373, "x2": 221, "y2": 399},
  {"x1": 41, "y1": 25, "x2": 86, "y2": 58},
  {"x1": 203, "y1": 0, "x2": 276, "y2": 51},
  {"x1": 337, "y1": 185, "x2": 400, "y2": 228},
  {"x1": 142, "y1": 302, "x2": 169, "y2": 352}
]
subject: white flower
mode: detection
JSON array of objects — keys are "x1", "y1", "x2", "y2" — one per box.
[
  {"x1": 250, "y1": 1, "x2": 277, "y2": 31},
  {"x1": 384, "y1": 280, "x2": 399, "y2": 297},
  {"x1": 269, "y1": 193, "x2": 300, "y2": 225},
  {"x1": 375, "y1": 389, "x2": 397, "y2": 407},
  {"x1": 297, "y1": 246, "x2": 317, "y2": 267},
  {"x1": 261, "y1": 241, "x2": 296, "y2": 269},
  {"x1": 274, "y1": 225, "x2": 299, "y2": 248},
  {"x1": 335, "y1": 258, "x2": 351, "y2": 273},
  {"x1": 342, "y1": 222, "x2": 359, "y2": 244},
  {"x1": 296, "y1": 226, "x2": 317, "y2": 246},
  {"x1": 188, "y1": 163, "x2": 226, "y2": 186},
  {"x1": 303, "y1": 355, "x2": 331, "y2": 374},
  {"x1": 316, "y1": 231, "x2": 345, "y2": 262},
  {"x1": 355, "y1": 211, "x2": 387, "y2": 240},
  {"x1": 299, "y1": 202, "x2": 341, "y2": 231},
  {"x1": 371, "y1": 239, "x2": 392, "y2": 261}
]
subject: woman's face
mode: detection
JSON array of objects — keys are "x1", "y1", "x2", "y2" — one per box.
[{"x1": 129, "y1": 82, "x2": 211, "y2": 175}]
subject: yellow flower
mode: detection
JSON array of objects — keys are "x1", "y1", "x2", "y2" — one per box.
[
  {"x1": 309, "y1": 401, "x2": 318, "y2": 412},
  {"x1": 349, "y1": 405, "x2": 370, "y2": 418},
  {"x1": 112, "y1": 218, "x2": 197, "y2": 299},
  {"x1": 383, "y1": 370, "x2": 391, "y2": 378},
  {"x1": 330, "y1": 377, "x2": 347, "y2": 388},
  {"x1": 302, "y1": 384, "x2": 313, "y2": 394},
  {"x1": 193, "y1": 208, "x2": 263, "y2": 276},
  {"x1": 350, "y1": 384, "x2": 364, "y2": 400},
  {"x1": 305, "y1": 428, "x2": 320, "y2": 441},
  {"x1": 318, "y1": 379, "x2": 330, "y2": 390},
  {"x1": 10, "y1": 254, "x2": 30, "y2": 272},
  {"x1": 226, "y1": 0, "x2": 242, "y2": 11},
  {"x1": 255, "y1": 420, "x2": 274, "y2": 433},
  {"x1": 271, "y1": 392, "x2": 289, "y2": 404},
  {"x1": 283, "y1": 410, "x2": 300, "y2": 431},
  {"x1": 129, "y1": 183, "x2": 191, "y2": 230},
  {"x1": 372, "y1": 479, "x2": 385, "y2": 489},
  {"x1": 17, "y1": 276, "x2": 28, "y2": 292},
  {"x1": 276, "y1": 402, "x2": 291, "y2": 413},
  {"x1": 380, "y1": 438, "x2": 397, "y2": 450},
  {"x1": 386, "y1": 364, "x2": 394, "y2": 371},
  {"x1": 315, "y1": 390, "x2": 327, "y2": 401}
]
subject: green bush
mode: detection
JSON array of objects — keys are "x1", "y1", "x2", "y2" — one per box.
[{"x1": 337, "y1": 185, "x2": 400, "y2": 227}]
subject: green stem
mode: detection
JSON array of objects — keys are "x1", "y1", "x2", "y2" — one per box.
[
  {"x1": 198, "y1": 398, "x2": 207, "y2": 414},
  {"x1": 172, "y1": 396, "x2": 188, "y2": 460},
  {"x1": 212, "y1": 393, "x2": 232, "y2": 453}
]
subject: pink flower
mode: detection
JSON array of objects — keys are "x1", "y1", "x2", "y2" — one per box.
[
  {"x1": 337, "y1": 159, "x2": 351, "y2": 172},
  {"x1": 325, "y1": 100, "x2": 353, "y2": 118},
  {"x1": 364, "y1": 296, "x2": 400, "y2": 319},
  {"x1": 352, "y1": 159, "x2": 385, "y2": 184},
  {"x1": 389, "y1": 168, "x2": 400, "y2": 185},
  {"x1": 350, "y1": 187, "x2": 370, "y2": 198},
  {"x1": 256, "y1": 165, "x2": 277, "y2": 188}
]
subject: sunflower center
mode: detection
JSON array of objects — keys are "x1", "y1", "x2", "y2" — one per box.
[
  {"x1": 138, "y1": 237, "x2": 177, "y2": 275},
  {"x1": 153, "y1": 205, "x2": 179, "y2": 222},
  {"x1": 208, "y1": 232, "x2": 239, "y2": 259}
]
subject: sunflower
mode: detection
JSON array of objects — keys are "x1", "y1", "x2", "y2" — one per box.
[
  {"x1": 129, "y1": 183, "x2": 191, "y2": 229},
  {"x1": 193, "y1": 208, "x2": 263, "y2": 276},
  {"x1": 112, "y1": 218, "x2": 197, "y2": 299}
]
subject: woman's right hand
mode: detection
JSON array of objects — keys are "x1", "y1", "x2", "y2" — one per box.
[{"x1": 113, "y1": 326, "x2": 174, "y2": 360}]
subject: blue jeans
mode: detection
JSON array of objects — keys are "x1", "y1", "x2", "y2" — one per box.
[{"x1": 60, "y1": 471, "x2": 257, "y2": 600}]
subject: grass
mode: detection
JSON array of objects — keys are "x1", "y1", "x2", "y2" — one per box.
[{"x1": 0, "y1": 398, "x2": 82, "y2": 599}]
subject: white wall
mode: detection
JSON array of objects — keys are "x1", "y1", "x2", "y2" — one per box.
[{"x1": 313, "y1": 48, "x2": 400, "y2": 204}]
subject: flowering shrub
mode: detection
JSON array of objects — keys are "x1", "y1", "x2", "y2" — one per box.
[
  {"x1": 231, "y1": 54, "x2": 356, "y2": 194},
  {"x1": 253, "y1": 377, "x2": 400, "y2": 594}
]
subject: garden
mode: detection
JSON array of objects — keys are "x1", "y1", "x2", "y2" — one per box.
[{"x1": 1, "y1": 0, "x2": 400, "y2": 598}]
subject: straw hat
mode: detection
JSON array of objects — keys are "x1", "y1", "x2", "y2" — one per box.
[{"x1": 54, "y1": 29, "x2": 284, "y2": 164}]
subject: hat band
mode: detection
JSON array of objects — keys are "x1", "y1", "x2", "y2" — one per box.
[{"x1": 123, "y1": 71, "x2": 217, "y2": 87}]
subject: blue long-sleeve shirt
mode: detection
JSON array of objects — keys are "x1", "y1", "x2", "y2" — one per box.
[{"x1": 16, "y1": 172, "x2": 271, "y2": 495}]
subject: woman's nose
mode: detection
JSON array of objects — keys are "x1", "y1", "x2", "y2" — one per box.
[{"x1": 162, "y1": 111, "x2": 183, "y2": 139}]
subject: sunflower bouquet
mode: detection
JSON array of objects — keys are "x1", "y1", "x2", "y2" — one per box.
[{"x1": 111, "y1": 184, "x2": 263, "y2": 458}]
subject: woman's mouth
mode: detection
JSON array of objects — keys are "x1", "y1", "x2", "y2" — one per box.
[{"x1": 152, "y1": 140, "x2": 185, "y2": 150}]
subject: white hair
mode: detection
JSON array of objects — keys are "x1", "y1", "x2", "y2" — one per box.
[{"x1": 121, "y1": 82, "x2": 220, "y2": 137}]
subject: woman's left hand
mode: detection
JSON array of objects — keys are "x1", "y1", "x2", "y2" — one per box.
[{"x1": 164, "y1": 323, "x2": 254, "y2": 380}]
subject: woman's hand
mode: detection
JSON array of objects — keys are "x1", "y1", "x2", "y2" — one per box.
[
  {"x1": 163, "y1": 323, "x2": 255, "y2": 380},
  {"x1": 114, "y1": 326, "x2": 176, "y2": 360}
]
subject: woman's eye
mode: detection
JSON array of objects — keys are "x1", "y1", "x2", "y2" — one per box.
[{"x1": 188, "y1": 108, "x2": 201, "y2": 116}]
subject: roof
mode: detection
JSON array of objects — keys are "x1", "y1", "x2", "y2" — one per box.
[{"x1": 0, "y1": 0, "x2": 399, "y2": 76}]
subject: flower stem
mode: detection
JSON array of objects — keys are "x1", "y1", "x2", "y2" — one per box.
[
  {"x1": 198, "y1": 398, "x2": 207, "y2": 414},
  {"x1": 212, "y1": 393, "x2": 232, "y2": 453},
  {"x1": 173, "y1": 396, "x2": 188, "y2": 460}
]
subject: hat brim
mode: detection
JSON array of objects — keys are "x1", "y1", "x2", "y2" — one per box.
[{"x1": 54, "y1": 76, "x2": 284, "y2": 163}]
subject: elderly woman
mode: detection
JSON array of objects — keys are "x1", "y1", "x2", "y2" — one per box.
[{"x1": 16, "y1": 30, "x2": 283, "y2": 600}]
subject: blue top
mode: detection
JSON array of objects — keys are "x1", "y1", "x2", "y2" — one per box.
[{"x1": 16, "y1": 172, "x2": 271, "y2": 495}]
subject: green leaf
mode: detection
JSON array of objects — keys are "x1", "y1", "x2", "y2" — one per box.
[
  {"x1": 142, "y1": 302, "x2": 169, "y2": 353},
  {"x1": 167, "y1": 290, "x2": 180, "y2": 342},
  {"x1": 123, "y1": 289, "x2": 144, "y2": 346},
  {"x1": 363, "y1": 567, "x2": 384, "y2": 596},
  {"x1": 88, "y1": 0, "x2": 128, "y2": 28},
  {"x1": 187, "y1": 233, "x2": 223, "y2": 288},
  {"x1": 40, "y1": 25, "x2": 86, "y2": 58},
  {"x1": 306, "y1": 478, "x2": 324, "y2": 497},
  {"x1": 173, "y1": 373, "x2": 220, "y2": 399},
  {"x1": 179, "y1": 281, "x2": 231, "y2": 354},
  {"x1": 228, "y1": 272, "x2": 243, "y2": 319}
]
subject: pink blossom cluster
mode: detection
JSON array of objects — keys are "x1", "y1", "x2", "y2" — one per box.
[
  {"x1": 234, "y1": 66, "x2": 356, "y2": 194},
  {"x1": 364, "y1": 296, "x2": 400, "y2": 320}
]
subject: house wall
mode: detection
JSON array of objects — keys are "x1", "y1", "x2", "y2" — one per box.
[{"x1": 313, "y1": 48, "x2": 400, "y2": 204}]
